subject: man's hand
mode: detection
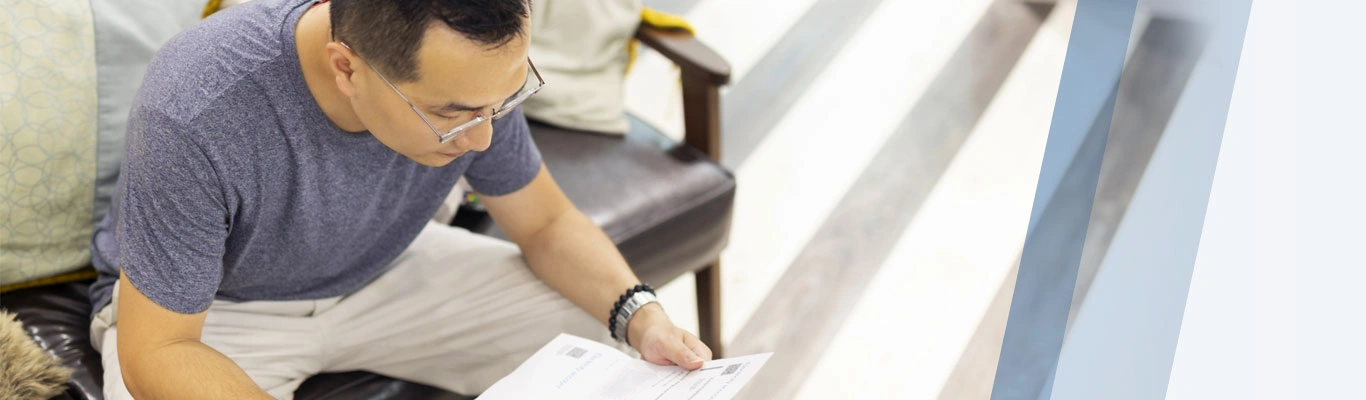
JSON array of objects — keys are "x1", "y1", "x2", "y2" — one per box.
[
  {"x1": 482, "y1": 167, "x2": 713, "y2": 370},
  {"x1": 628, "y1": 303, "x2": 714, "y2": 370}
]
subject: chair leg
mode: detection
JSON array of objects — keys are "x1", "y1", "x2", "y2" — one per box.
[{"x1": 695, "y1": 260, "x2": 723, "y2": 358}]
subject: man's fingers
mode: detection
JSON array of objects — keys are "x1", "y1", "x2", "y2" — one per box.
[
  {"x1": 667, "y1": 332, "x2": 706, "y2": 370},
  {"x1": 683, "y1": 332, "x2": 713, "y2": 361}
]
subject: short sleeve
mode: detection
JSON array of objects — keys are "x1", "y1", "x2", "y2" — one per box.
[
  {"x1": 114, "y1": 106, "x2": 230, "y2": 314},
  {"x1": 464, "y1": 107, "x2": 543, "y2": 196}
]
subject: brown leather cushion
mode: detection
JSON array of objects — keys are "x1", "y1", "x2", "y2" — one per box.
[
  {"x1": 295, "y1": 371, "x2": 475, "y2": 400},
  {"x1": 2, "y1": 116, "x2": 734, "y2": 399},
  {"x1": 482, "y1": 117, "x2": 735, "y2": 286}
]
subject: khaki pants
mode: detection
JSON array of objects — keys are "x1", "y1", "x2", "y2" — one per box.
[{"x1": 91, "y1": 222, "x2": 622, "y2": 399}]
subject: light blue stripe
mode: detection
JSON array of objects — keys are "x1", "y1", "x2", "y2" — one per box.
[
  {"x1": 991, "y1": 1, "x2": 1139, "y2": 399},
  {"x1": 90, "y1": 0, "x2": 203, "y2": 224},
  {"x1": 1047, "y1": 2, "x2": 1254, "y2": 399}
]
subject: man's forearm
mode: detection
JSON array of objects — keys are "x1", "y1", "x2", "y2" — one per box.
[
  {"x1": 122, "y1": 339, "x2": 272, "y2": 399},
  {"x1": 483, "y1": 168, "x2": 708, "y2": 367},
  {"x1": 518, "y1": 208, "x2": 648, "y2": 328}
]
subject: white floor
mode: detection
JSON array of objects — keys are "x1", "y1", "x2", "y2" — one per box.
[
  {"x1": 796, "y1": 3, "x2": 1072, "y2": 397},
  {"x1": 624, "y1": 1, "x2": 1077, "y2": 398}
]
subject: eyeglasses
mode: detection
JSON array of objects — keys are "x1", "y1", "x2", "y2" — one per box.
[{"x1": 338, "y1": 42, "x2": 545, "y2": 144}]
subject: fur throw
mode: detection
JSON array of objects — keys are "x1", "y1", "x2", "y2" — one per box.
[{"x1": 0, "y1": 311, "x2": 72, "y2": 399}]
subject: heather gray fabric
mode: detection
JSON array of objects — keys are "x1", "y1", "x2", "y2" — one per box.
[{"x1": 89, "y1": 0, "x2": 543, "y2": 316}]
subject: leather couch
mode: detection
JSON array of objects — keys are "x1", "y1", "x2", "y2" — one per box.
[{"x1": 1, "y1": 25, "x2": 733, "y2": 399}]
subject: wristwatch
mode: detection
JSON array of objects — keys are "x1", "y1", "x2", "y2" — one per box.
[{"x1": 613, "y1": 290, "x2": 659, "y2": 345}]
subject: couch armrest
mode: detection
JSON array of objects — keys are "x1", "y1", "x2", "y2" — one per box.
[
  {"x1": 635, "y1": 25, "x2": 731, "y2": 85},
  {"x1": 635, "y1": 25, "x2": 732, "y2": 161}
]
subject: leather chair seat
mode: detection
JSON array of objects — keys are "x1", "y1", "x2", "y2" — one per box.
[{"x1": 482, "y1": 117, "x2": 735, "y2": 286}]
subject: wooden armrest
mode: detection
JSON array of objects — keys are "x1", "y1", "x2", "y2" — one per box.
[
  {"x1": 635, "y1": 25, "x2": 732, "y2": 85},
  {"x1": 635, "y1": 25, "x2": 730, "y2": 161}
]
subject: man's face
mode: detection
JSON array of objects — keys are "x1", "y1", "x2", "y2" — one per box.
[{"x1": 348, "y1": 24, "x2": 530, "y2": 167}]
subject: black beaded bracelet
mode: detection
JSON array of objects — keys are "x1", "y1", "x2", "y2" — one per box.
[{"x1": 608, "y1": 283, "x2": 655, "y2": 342}]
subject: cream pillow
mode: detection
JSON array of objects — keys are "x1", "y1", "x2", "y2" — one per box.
[{"x1": 521, "y1": 0, "x2": 642, "y2": 135}]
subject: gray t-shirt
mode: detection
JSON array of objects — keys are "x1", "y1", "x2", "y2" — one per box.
[{"x1": 89, "y1": 0, "x2": 542, "y2": 316}]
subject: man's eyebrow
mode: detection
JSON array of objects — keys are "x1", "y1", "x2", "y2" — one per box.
[
  {"x1": 433, "y1": 102, "x2": 485, "y2": 113},
  {"x1": 428, "y1": 88, "x2": 524, "y2": 114}
]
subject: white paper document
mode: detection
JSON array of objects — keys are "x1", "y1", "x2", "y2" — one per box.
[{"x1": 479, "y1": 333, "x2": 772, "y2": 400}]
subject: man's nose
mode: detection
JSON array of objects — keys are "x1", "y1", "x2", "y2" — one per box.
[{"x1": 455, "y1": 119, "x2": 494, "y2": 152}]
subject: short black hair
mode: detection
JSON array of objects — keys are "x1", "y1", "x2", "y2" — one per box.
[{"x1": 331, "y1": 0, "x2": 530, "y2": 82}]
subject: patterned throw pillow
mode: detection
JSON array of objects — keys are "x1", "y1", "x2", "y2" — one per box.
[
  {"x1": 0, "y1": 0, "x2": 201, "y2": 290},
  {"x1": 0, "y1": 0, "x2": 100, "y2": 287}
]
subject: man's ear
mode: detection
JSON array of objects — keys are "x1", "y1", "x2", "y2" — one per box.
[{"x1": 325, "y1": 42, "x2": 360, "y2": 97}]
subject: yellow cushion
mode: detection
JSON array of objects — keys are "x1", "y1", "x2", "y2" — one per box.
[
  {"x1": 640, "y1": 8, "x2": 695, "y2": 34},
  {"x1": 0, "y1": 268, "x2": 98, "y2": 293},
  {"x1": 627, "y1": 8, "x2": 697, "y2": 74}
]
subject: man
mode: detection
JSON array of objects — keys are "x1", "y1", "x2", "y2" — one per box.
[{"x1": 86, "y1": 0, "x2": 712, "y2": 398}]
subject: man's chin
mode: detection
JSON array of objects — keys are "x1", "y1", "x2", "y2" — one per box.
[{"x1": 410, "y1": 153, "x2": 461, "y2": 167}]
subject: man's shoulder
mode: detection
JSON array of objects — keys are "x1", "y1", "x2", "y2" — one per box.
[{"x1": 136, "y1": 0, "x2": 299, "y2": 125}]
